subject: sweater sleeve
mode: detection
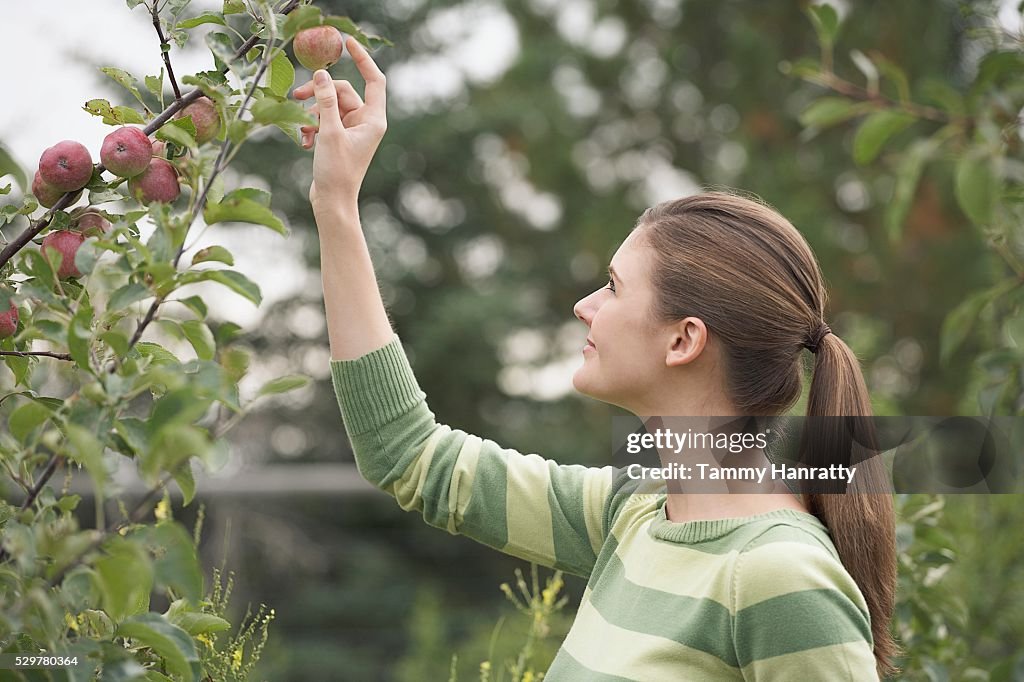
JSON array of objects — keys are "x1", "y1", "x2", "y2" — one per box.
[
  {"x1": 731, "y1": 533, "x2": 879, "y2": 680},
  {"x1": 329, "y1": 333, "x2": 618, "y2": 577}
]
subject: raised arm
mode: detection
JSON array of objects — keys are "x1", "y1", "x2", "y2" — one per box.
[{"x1": 292, "y1": 36, "x2": 393, "y2": 361}]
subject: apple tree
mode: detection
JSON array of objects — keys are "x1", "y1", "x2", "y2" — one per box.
[{"x1": 0, "y1": 0, "x2": 388, "y2": 678}]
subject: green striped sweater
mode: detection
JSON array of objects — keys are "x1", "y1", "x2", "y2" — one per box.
[{"x1": 329, "y1": 335, "x2": 879, "y2": 681}]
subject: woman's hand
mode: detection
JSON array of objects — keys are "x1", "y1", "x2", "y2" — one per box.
[{"x1": 292, "y1": 36, "x2": 387, "y2": 212}]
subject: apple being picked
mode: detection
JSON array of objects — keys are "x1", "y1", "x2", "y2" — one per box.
[
  {"x1": 38, "y1": 140, "x2": 93, "y2": 192},
  {"x1": 41, "y1": 230, "x2": 87, "y2": 279},
  {"x1": 175, "y1": 97, "x2": 221, "y2": 145},
  {"x1": 100, "y1": 126, "x2": 152, "y2": 178},
  {"x1": 129, "y1": 158, "x2": 181, "y2": 204},
  {"x1": 293, "y1": 26, "x2": 344, "y2": 71},
  {"x1": 0, "y1": 301, "x2": 17, "y2": 339}
]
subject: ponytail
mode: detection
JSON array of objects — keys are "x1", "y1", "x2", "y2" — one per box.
[{"x1": 802, "y1": 330, "x2": 900, "y2": 679}]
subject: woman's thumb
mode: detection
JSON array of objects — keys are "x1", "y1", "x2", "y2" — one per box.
[{"x1": 313, "y1": 70, "x2": 342, "y2": 132}]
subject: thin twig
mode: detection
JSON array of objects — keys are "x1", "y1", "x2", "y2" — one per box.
[
  {"x1": 151, "y1": 0, "x2": 183, "y2": 101},
  {"x1": 0, "y1": 350, "x2": 72, "y2": 360}
]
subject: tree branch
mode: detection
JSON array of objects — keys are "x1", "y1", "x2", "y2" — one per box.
[
  {"x1": 0, "y1": 0, "x2": 305, "y2": 534},
  {"x1": 0, "y1": 350, "x2": 72, "y2": 360},
  {"x1": 151, "y1": 0, "x2": 183, "y2": 101},
  {"x1": 0, "y1": 0, "x2": 302, "y2": 273}
]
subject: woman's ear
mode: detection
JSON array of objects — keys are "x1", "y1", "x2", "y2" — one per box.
[{"x1": 665, "y1": 317, "x2": 708, "y2": 367}]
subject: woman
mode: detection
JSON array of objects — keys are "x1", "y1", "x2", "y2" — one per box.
[{"x1": 295, "y1": 38, "x2": 898, "y2": 681}]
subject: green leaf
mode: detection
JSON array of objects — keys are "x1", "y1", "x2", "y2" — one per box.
[
  {"x1": 99, "y1": 67, "x2": 149, "y2": 109},
  {"x1": 166, "y1": 599, "x2": 231, "y2": 635},
  {"x1": 282, "y1": 4, "x2": 323, "y2": 39},
  {"x1": 109, "y1": 282, "x2": 152, "y2": 310},
  {"x1": 852, "y1": 110, "x2": 916, "y2": 165},
  {"x1": 135, "y1": 341, "x2": 182, "y2": 367},
  {"x1": 131, "y1": 522, "x2": 203, "y2": 602},
  {"x1": 178, "y1": 11, "x2": 226, "y2": 28},
  {"x1": 67, "y1": 305, "x2": 94, "y2": 372},
  {"x1": 9, "y1": 400, "x2": 53, "y2": 442},
  {"x1": 268, "y1": 49, "x2": 296, "y2": 97},
  {"x1": 64, "y1": 423, "x2": 108, "y2": 491},
  {"x1": 177, "y1": 295, "x2": 208, "y2": 319},
  {"x1": 869, "y1": 49, "x2": 911, "y2": 104},
  {"x1": 257, "y1": 374, "x2": 311, "y2": 397},
  {"x1": 181, "y1": 320, "x2": 216, "y2": 361},
  {"x1": 173, "y1": 463, "x2": 196, "y2": 505},
  {"x1": 886, "y1": 137, "x2": 942, "y2": 242},
  {"x1": 145, "y1": 70, "x2": 165, "y2": 100},
  {"x1": 798, "y1": 97, "x2": 874, "y2": 129},
  {"x1": 223, "y1": 0, "x2": 245, "y2": 14},
  {"x1": 223, "y1": 187, "x2": 271, "y2": 206},
  {"x1": 116, "y1": 614, "x2": 200, "y2": 681},
  {"x1": 115, "y1": 416, "x2": 150, "y2": 455},
  {"x1": 203, "y1": 196, "x2": 288, "y2": 235},
  {"x1": 955, "y1": 152, "x2": 1002, "y2": 226},
  {"x1": 806, "y1": 3, "x2": 840, "y2": 46},
  {"x1": 97, "y1": 537, "x2": 153, "y2": 622},
  {"x1": 198, "y1": 270, "x2": 262, "y2": 305},
  {"x1": 191, "y1": 245, "x2": 234, "y2": 266},
  {"x1": 157, "y1": 118, "x2": 198, "y2": 151},
  {"x1": 323, "y1": 16, "x2": 393, "y2": 49},
  {"x1": 250, "y1": 97, "x2": 316, "y2": 127},
  {"x1": 939, "y1": 281, "x2": 1017, "y2": 365},
  {"x1": 82, "y1": 99, "x2": 146, "y2": 126}
]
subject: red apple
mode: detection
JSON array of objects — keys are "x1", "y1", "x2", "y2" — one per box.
[
  {"x1": 32, "y1": 170, "x2": 82, "y2": 208},
  {"x1": 128, "y1": 158, "x2": 180, "y2": 204},
  {"x1": 175, "y1": 97, "x2": 221, "y2": 145},
  {"x1": 0, "y1": 301, "x2": 17, "y2": 339},
  {"x1": 38, "y1": 140, "x2": 93, "y2": 192},
  {"x1": 41, "y1": 230, "x2": 87, "y2": 279},
  {"x1": 100, "y1": 126, "x2": 153, "y2": 178},
  {"x1": 293, "y1": 26, "x2": 344, "y2": 71},
  {"x1": 74, "y1": 211, "x2": 112, "y2": 237}
]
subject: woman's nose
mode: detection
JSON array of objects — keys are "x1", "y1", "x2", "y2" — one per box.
[{"x1": 574, "y1": 295, "x2": 592, "y2": 325}]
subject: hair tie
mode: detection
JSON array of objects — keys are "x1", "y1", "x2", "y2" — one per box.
[{"x1": 804, "y1": 322, "x2": 832, "y2": 354}]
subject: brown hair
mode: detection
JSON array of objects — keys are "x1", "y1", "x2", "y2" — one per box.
[{"x1": 634, "y1": 188, "x2": 899, "y2": 679}]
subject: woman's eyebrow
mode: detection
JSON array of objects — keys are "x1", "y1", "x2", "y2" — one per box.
[{"x1": 608, "y1": 265, "x2": 622, "y2": 284}]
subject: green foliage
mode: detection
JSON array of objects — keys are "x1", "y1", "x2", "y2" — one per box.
[
  {"x1": 796, "y1": 1, "x2": 1024, "y2": 415},
  {"x1": 0, "y1": 0, "x2": 386, "y2": 677}
]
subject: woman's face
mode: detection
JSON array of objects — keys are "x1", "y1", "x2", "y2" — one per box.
[{"x1": 572, "y1": 229, "x2": 676, "y2": 412}]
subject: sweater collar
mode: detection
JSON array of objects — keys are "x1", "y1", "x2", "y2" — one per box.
[{"x1": 648, "y1": 498, "x2": 827, "y2": 544}]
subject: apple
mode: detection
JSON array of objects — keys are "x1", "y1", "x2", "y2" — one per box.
[
  {"x1": 293, "y1": 26, "x2": 344, "y2": 71},
  {"x1": 73, "y1": 211, "x2": 112, "y2": 237},
  {"x1": 175, "y1": 97, "x2": 221, "y2": 145},
  {"x1": 128, "y1": 158, "x2": 180, "y2": 204},
  {"x1": 41, "y1": 230, "x2": 87, "y2": 279},
  {"x1": 0, "y1": 301, "x2": 17, "y2": 339},
  {"x1": 100, "y1": 126, "x2": 153, "y2": 178},
  {"x1": 38, "y1": 140, "x2": 93, "y2": 192},
  {"x1": 32, "y1": 170, "x2": 82, "y2": 209}
]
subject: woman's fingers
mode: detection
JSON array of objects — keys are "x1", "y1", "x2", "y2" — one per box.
[{"x1": 345, "y1": 37, "x2": 387, "y2": 119}]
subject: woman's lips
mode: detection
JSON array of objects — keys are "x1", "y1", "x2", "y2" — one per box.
[{"x1": 584, "y1": 338, "x2": 597, "y2": 352}]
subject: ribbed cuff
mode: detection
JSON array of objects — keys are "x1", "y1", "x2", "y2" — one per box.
[{"x1": 329, "y1": 334, "x2": 427, "y2": 436}]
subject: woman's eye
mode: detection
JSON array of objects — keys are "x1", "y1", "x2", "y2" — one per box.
[{"x1": 604, "y1": 279, "x2": 616, "y2": 293}]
